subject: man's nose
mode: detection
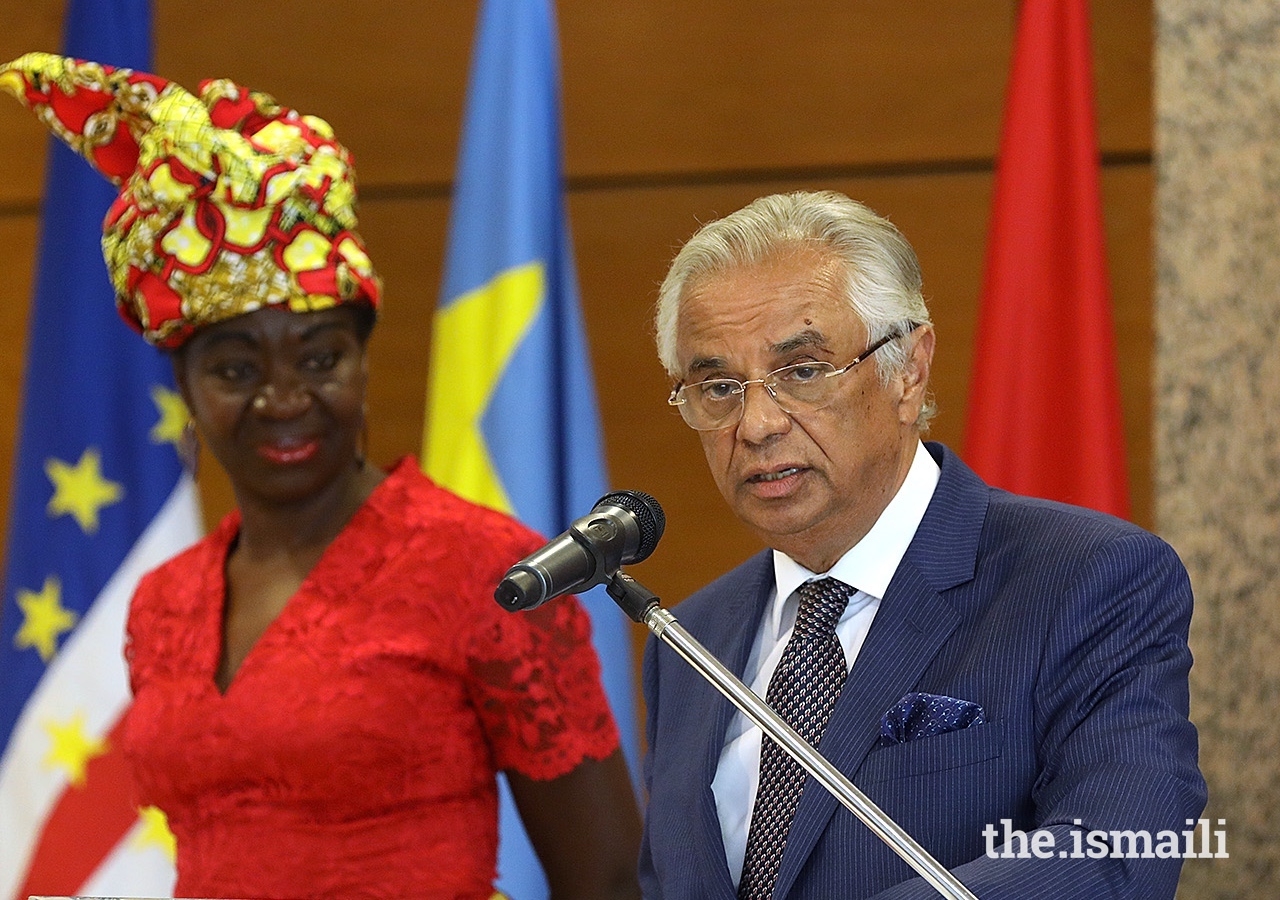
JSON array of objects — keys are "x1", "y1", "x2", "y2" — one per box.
[{"x1": 736, "y1": 380, "x2": 790, "y2": 441}]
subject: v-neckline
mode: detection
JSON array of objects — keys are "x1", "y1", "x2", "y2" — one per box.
[
  {"x1": 201, "y1": 460, "x2": 400, "y2": 697},
  {"x1": 206, "y1": 509, "x2": 349, "y2": 697}
]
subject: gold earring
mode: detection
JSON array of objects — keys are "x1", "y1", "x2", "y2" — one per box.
[{"x1": 253, "y1": 394, "x2": 268, "y2": 410}]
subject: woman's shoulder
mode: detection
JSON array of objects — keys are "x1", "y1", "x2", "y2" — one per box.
[
  {"x1": 375, "y1": 456, "x2": 546, "y2": 554},
  {"x1": 126, "y1": 512, "x2": 237, "y2": 671},
  {"x1": 136, "y1": 511, "x2": 238, "y2": 596},
  {"x1": 336, "y1": 458, "x2": 549, "y2": 620}
]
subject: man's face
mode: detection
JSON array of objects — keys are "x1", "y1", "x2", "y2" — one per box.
[{"x1": 673, "y1": 247, "x2": 933, "y2": 572}]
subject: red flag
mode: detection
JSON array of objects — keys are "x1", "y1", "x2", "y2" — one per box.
[{"x1": 964, "y1": 0, "x2": 1130, "y2": 518}]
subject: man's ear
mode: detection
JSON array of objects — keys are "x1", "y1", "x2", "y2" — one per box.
[{"x1": 898, "y1": 325, "x2": 935, "y2": 425}]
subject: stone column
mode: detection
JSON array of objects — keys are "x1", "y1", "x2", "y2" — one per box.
[{"x1": 1156, "y1": 2, "x2": 1280, "y2": 895}]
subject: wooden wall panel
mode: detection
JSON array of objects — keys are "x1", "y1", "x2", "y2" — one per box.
[
  {"x1": 1102, "y1": 164, "x2": 1154, "y2": 526},
  {"x1": 0, "y1": 1, "x2": 63, "y2": 206},
  {"x1": 0, "y1": 0, "x2": 1154, "y2": 188},
  {"x1": 151, "y1": 1, "x2": 475, "y2": 189},
  {"x1": 1093, "y1": 0, "x2": 1155, "y2": 152},
  {"x1": 0, "y1": 220, "x2": 37, "y2": 521},
  {"x1": 559, "y1": 2, "x2": 1014, "y2": 175}
]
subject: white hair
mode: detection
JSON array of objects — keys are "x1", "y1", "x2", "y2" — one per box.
[{"x1": 654, "y1": 190, "x2": 935, "y2": 427}]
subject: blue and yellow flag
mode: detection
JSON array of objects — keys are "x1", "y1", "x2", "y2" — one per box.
[
  {"x1": 423, "y1": 0, "x2": 638, "y2": 896},
  {"x1": 0, "y1": 1, "x2": 201, "y2": 896}
]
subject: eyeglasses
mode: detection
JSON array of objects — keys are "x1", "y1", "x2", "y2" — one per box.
[{"x1": 667, "y1": 328, "x2": 911, "y2": 431}]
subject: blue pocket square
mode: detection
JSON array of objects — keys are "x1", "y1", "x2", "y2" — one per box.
[{"x1": 878, "y1": 692, "x2": 986, "y2": 747}]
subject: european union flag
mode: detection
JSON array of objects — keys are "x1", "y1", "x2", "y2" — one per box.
[
  {"x1": 0, "y1": 1, "x2": 201, "y2": 896},
  {"x1": 423, "y1": 0, "x2": 639, "y2": 896}
]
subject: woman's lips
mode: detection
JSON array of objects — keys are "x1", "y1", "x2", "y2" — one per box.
[{"x1": 256, "y1": 438, "x2": 320, "y2": 465}]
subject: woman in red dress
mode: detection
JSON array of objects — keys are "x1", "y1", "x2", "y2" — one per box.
[{"x1": 1, "y1": 52, "x2": 641, "y2": 900}]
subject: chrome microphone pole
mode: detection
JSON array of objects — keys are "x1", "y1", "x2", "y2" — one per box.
[{"x1": 605, "y1": 571, "x2": 980, "y2": 900}]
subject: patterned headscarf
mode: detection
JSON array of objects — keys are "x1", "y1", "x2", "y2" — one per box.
[{"x1": 0, "y1": 52, "x2": 382, "y2": 348}]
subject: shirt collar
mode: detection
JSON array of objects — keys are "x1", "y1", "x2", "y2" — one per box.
[{"x1": 770, "y1": 440, "x2": 940, "y2": 630}]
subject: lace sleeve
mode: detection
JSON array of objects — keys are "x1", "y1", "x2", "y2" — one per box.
[{"x1": 464, "y1": 594, "x2": 621, "y2": 781}]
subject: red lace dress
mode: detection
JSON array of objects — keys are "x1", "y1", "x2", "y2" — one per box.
[{"x1": 122, "y1": 458, "x2": 620, "y2": 899}]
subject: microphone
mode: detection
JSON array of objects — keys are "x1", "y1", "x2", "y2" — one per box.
[{"x1": 495, "y1": 490, "x2": 666, "y2": 612}]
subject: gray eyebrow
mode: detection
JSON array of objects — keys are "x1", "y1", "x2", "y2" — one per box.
[
  {"x1": 771, "y1": 329, "x2": 828, "y2": 355},
  {"x1": 685, "y1": 329, "x2": 830, "y2": 379},
  {"x1": 687, "y1": 355, "x2": 728, "y2": 376}
]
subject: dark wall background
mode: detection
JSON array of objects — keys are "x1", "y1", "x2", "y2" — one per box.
[{"x1": 0, "y1": 0, "x2": 1154, "y2": 741}]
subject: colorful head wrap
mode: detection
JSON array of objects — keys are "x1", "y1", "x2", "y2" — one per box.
[{"x1": 0, "y1": 52, "x2": 382, "y2": 348}]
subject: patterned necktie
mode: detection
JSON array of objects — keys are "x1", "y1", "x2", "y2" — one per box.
[{"x1": 737, "y1": 577, "x2": 853, "y2": 900}]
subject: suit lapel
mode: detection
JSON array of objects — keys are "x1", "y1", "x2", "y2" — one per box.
[
  {"x1": 771, "y1": 563, "x2": 960, "y2": 897},
  {"x1": 677, "y1": 554, "x2": 775, "y2": 897},
  {"x1": 771, "y1": 443, "x2": 988, "y2": 897}
]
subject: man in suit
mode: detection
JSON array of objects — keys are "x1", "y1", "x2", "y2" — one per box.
[{"x1": 639, "y1": 190, "x2": 1206, "y2": 899}]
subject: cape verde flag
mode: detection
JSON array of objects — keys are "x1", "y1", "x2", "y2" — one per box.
[
  {"x1": 423, "y1": 0, "x2": 639, "y2": 896},
  {"x1": 0, "y1": 1, "x2": 202, "y2": 896}
]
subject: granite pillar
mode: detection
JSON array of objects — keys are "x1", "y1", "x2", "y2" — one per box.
[{"x1": 1156, "y1": 2, "x2": 1280, "y2": 894}]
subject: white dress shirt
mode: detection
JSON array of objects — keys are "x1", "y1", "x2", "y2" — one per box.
[{"x1": 712, "y1": 441, "x2": 940, "y2": 884}]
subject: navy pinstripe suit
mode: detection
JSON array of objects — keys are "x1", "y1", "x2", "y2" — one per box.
[{"x1": 640, "y1": 442, "x2": 1206, "y2": 899}]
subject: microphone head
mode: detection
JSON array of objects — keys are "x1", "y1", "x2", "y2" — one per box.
[
  {"x1": 593, "y1": 490, "x2": 665, "y2": 564},
  {"x1": 494, "y1": 566, "x2": 545, "y2": 612}
]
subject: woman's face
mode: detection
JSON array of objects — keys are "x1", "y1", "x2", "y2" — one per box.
[{"x1": 173, "y1": 304, "x2": 371, "y2": 506}]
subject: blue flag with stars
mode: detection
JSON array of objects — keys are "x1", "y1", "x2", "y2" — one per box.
[{"x1": 0, "y1": 1, "x2": 202, "y2": 896}]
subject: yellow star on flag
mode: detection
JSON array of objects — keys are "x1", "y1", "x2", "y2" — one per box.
[
  {"x1": 149, "y1": 385, "x2": 190, "y2": 446},
  {"x1": 14, "y1": 574, "x2": 77, "y2": 662},
  {"x1": 43, "y1": 711, "x2": 107, "y2": 786},
  {"x1": 133, "y1": 805, "x2": 178, "y2": 861},
  {"x1": 45, "y1": 447, "x2": 124, "y2": 533}
]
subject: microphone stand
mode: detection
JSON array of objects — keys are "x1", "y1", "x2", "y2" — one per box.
[{"x1": 606, "y1": 571, "x2": 980, "y2": 900}]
